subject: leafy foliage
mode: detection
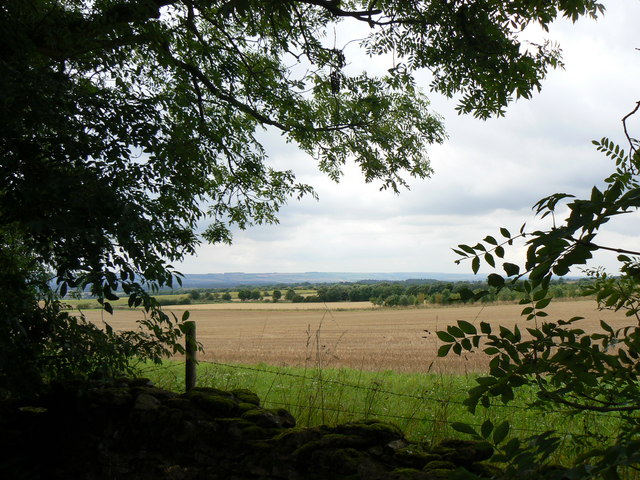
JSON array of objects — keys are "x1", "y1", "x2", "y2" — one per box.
[
  {"x1": 1, "y1": 1, "x2": 603, "y2": 397},
  {"x1": 438, "y1": 103, "x2": 640, "y2": 478}
]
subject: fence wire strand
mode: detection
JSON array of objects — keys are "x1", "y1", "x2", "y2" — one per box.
[{"x1": 140, "y1": 359, "x2": 624, "y2": 441}]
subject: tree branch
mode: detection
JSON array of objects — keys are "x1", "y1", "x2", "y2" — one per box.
[
  {"x1": 165, "y1": 53, "x2": 293, "y2": 132},
  {"x1": 295, "y1": 0, "x2": 382, "y2": 22},
  {"x1": 571, "y1": 237, "x2": 640, "y2": 257},
  {"x1": 622, "y1": 100, "x2": 640, "y2": 156}
]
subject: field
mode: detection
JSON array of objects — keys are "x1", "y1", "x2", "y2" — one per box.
[
  {"x1": 84, "y1": 299, "x2": 635, "y2": 468},
  {"x1": 83, "y1": 299, "x2": 631, "y2": 373}
]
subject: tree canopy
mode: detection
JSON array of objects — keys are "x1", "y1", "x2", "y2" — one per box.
[{"x1": 0, "y1": 0, "x2": 605, "y2": 395}]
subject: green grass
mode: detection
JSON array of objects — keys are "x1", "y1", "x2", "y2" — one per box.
[{"x1": 141, "y1": 360, "x2": 624, "y2": 463}]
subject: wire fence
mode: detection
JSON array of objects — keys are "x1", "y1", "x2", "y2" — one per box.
[{"x1": 140, "y1": 357, "x2": 625, "y2": 442}]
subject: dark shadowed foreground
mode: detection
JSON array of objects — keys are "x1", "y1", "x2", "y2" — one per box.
[{"x1": 1, "y1": 377, "x2": 499, "y2": 479}]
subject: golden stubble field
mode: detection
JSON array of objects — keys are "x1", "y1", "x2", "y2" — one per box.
[{"x1": 83, "y1": 300, "x2": 635, "y2": 374}]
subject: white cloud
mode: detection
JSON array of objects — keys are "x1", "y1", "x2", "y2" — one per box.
[{"x1": 177, "y1": 1, "x2": 640, "y2": 276}]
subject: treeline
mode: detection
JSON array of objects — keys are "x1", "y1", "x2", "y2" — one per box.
[
  {"x1": 291, "y1": 280, "x2": 591, "y2": 306},
  {"x1": 159, "y1": 278, "x2": 592, "y2": 307}
]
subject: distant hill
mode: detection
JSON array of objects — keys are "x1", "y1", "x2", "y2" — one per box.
[{"x1": 178, "y1": 272, "x2": 485, "y2": 288}]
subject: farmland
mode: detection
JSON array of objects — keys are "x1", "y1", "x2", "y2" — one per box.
[{"x1": 83, "y1": 299, "x2": 630, "y2": 374}]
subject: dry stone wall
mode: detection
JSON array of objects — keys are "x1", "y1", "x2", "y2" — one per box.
[{"x1": 1, "y1": 378, "x2": 499, "y2": 479}]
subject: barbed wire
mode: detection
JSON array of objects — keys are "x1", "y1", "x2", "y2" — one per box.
[
  {"x1": 261, "y1": 399, "x2": 612, "y2": 441},
  {"x1": 142, "y1": 359, "x2": 628, "y2": 423},
  {"x1": 140, "y1": 360, "x2": 617, "y2": 441}
]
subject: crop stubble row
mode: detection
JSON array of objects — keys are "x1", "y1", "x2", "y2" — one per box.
[{"x1": 83, "y1": 300, "x2": 632, "y2": 373}]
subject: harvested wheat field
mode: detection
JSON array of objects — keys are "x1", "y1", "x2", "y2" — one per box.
[{"x1": 83, "y1": 300, "x2": 635, "y2": 374}]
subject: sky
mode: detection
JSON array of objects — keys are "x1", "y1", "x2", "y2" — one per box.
[{"x1": 177, "y1": 1, "x2": 640, "y2": 276}]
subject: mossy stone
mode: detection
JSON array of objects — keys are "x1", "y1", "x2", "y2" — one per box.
[
  {"x1": 184, "y1": 390, "x2": 238, "y2": 417},
  {"x1": 468, "y1": 462, "x2": 503, "y2": 478},
  {"x1": 231, "y1": 388, "x2": 260, "y2": 406},
  {"x1": 190, "y1": 386, "x2": 230, "y2": 396},
  {"x1": 127, "y1": 377, "x2": 154, "y2": 387},
  {"x1": 432, "y1": 439, "x2": 493, "y2": 467},
  {"x1": 133, "y1": 393, "x2": 161, "y2": 411},
  {"x1": 241, "y1": 408, "x2": 288, "y2": 428},
  {"x1": 335, "y1": 420, "x2": 404, "y2": 444},
  {"x1": 390, "y1": 467, "x2": 435, "y2": 479},
  {"x1": 132, "y1": 385, "x2": 178, "y2": 401},
  {"x1": 393, "y1": 445, "x2": 441, "y2": 469},
  {"x1": 309, "y1": 447, "x2": 365, "y2": 475},
  {"x1": 164, "y1": 397, "x2": 192, "y2": 411},
  {"x1": 423, "y1": 460, "x2": 458, "y2": 480},
  {"x1": 273, "y1": 426, "x2": 327, "y2": 452},
  {"x1": 238, "y1": 402, "x2": 257, "y2": 413},
  {"x1": 239, "y1": 424, "x2": 271, "y2": 440},
  {"x1": 87, "y1": 387, "x2": 132, "y2": 407},
  {"x1": 424, "y1": 460, "x2": 456, "y2": 470}
]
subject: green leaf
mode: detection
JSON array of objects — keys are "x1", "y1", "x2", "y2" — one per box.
[
  {"x1": 458, "y1": 320, "x2": 477, "y2": 335},
  {"x1": 437, "y1": 344, "x2": 453, "y2": 357},
  {"x1": 447, "y1": 325, "x2": 465, "y2": 338},
  {"x1": 484, "y1": 252, "x2": 495, "y2": 268},
  {"x1": 503, "y1": 263, "x2": 520, "y2": 277},
  {"x1": 493, "y1": 421, "x2": 510, "y2": 444},
  {"x1": 472, "y1": 256, "x2": 480, "y2": 274},
  {"x1": 501, "y1": 387, "x2": 514, "y2": 403},
  {"x1": 480, "y1": 322, "x2": 491, "y2": 334},
  {"x1": 458, "y1": 288, "x2": 475, "y2": 302},
  {"x1": 459, "y1": 244, "x2": 476, "y2": 255},
  {"x1": 500, "y1": 227, "x2": 511, "y2": 238},
  {"x1": 437, "y1": 331, "x2": 455, "y2": 342},
  {"x1": 481, "y1": 420, "x2": 493, "y2": 439},
  {"x1": 452, "y1": 422, "x2": 479, "y2": 437},
  {"x1": 476, "y1": 376, "x2": 498, "y2": 386},
  {"x1": 495, "y1": 246, "x2": 505, "y2": 258},
  {"x1": 182, "y1": 310, "x2": 190, "y2": 322},
  {"x1": 600, "y1": 320, "x2": 614, "y2": 333},
  {"x1": 533, "y1": 289, "x2": 547, "y2": 301},
  {"x1": 535, "y1": 298, "x2": 551, "y2": 309},
  {"x1": 484, "y1": 236, "x2": 498, "y2": 245},
  {"x1": 487, "y1": 273, "x2": 505, "y2": 288}
]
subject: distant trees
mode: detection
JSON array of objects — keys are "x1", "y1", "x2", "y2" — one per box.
[
  {"x1": 237, "y1": 288, "x2": 262, "y2": 301},
  {"x1": 159, "y1": 280, "x2": 589, "y2": 307}
]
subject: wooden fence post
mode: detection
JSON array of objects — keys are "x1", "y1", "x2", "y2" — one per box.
[{"x1": 185, "y1": 320, "x2": 197, "y2": 392}]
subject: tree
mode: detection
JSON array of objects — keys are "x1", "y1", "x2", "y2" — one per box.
[
  {"x1": 237, "y1": 289, "x2": 251, "y2": 301},
  {"x1": 250, "y1": 289, "x2": 262, "y2": 300},
  {"x1": 438, "y1": 103, "x2": 640, "y2": 478},
  {"x1": 1, "y1": 0, "x2": 604, "y2": 396},
  {"x1": 272, "y1": 290, "x2": 282, "y2": 302}
]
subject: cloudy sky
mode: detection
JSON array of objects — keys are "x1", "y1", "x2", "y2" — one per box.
[{"x1": 178, "y1": 1, "x2": 640, "y2": 276}]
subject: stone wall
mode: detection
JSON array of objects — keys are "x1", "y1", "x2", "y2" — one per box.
[{"x1": 1, "y1": 378, "x2": 499, "y2": 479}]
